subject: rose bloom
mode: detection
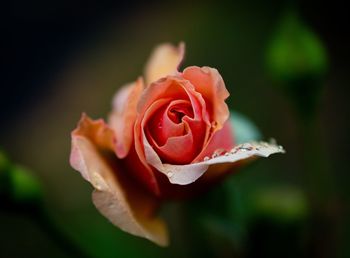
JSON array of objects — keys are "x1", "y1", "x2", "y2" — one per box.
[{"x1": 70, "y1": 43, "x2": 283, "y2": 246}]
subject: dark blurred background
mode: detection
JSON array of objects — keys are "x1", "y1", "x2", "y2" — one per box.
[{"x1": 1, "y1": 0, "x2": 349, "y2": 257}]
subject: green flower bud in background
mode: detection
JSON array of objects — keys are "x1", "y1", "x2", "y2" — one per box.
[
  {"x1": 10, "y1": 165, "x2": 42, "y2": 204},
  {"x1": 0, "y1": 149, "x2": 42, "y2": 207},
  {"x1": 265, "y1": 10, "x2": 328, "y2": 120},
  {"x1": 266, "y1": 12, "x2": 327, "y2": 82}
]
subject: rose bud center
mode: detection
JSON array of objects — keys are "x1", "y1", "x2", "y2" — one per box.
[{"x1": 145, "y1": 99, "x2": 207, "y2": 165}]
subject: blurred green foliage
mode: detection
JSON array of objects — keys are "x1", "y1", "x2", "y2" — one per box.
[
  {"x1": 265, "y1": 10, "x2": 328, "y2": 120},
  {"x1": 10, "y1": 165, "x2": 42, "y2": 203},
  {"x1": 0, "y1": 149, "x2": 42, "y2": 206},
  {"x1": 250, "y1": 186, "x2": 309, "y2": 223},
  {"x1": 266, "y1": 11, "x2": 327, "y2": 83},
  {"x1": 0, "y1": 149, "x2": 8, "y2": 169}
]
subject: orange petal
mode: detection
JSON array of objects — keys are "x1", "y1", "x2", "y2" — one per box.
[
  {"x1": 183, "y1": 66, "x2": 230, "y2": 130},
  {"x1": 109, "y1": 78, "x2": 144, "y2": 158},
  {"x1": 144, "y1": 42, "x2": 185, "y2": 85},
  {"x1": 70, "y1": 114, "x2": 168, "y2": 246}
]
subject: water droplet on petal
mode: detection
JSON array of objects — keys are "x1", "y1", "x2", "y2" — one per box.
[
  {"x1": 92, "y1": 172, "x2": 104, "y2": 191},
  {"x1": 230, "y1": 147, "x2": 238, "y2": 154},
  {"x1": 269, "y1": 138, "x2": 277, "y2": 145},
  {"x1": 212, "y1": 148, "x2": 226, "y2": 158}
]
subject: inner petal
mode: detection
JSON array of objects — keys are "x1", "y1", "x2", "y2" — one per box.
[
  {"x1": 139, "y1": 78, "x2": 213, "y2": 165},
  {"x1": 148, "y1": 99, "x2": 193, "y2": 146},
  {"x1": 168, "y1": 101, "x2": 194, "y2": 124},
  {"x1": 156, "y1": 128, "x2": 196, "y2": 164}
]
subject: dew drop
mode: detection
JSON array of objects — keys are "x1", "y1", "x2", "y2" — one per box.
[
  {"x1": 269, "y1": 138, "x2": 277, "y2": 145},
  {"x1": 92, "y1": 173, "x2": 104, "y2": 191},
  {"x1": 230, "y1": 148, "x2": 238, "y2": 154},
  {"x1": 212, "y1": 148, "x2": 225, "y2": 158}
]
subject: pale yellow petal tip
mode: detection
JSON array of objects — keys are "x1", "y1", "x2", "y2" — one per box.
[
  {"x1": 143, "y1": 220, "x2": 169, "y2": 247},
  {"x1": 145, "y1": 42, "x2": 185, "y2": 84}
]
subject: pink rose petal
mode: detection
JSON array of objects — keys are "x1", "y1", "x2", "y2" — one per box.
[
  {"x1": 183, "y1": 66, "x2": 230, "y2": 130},
  {"x1": 135, "y1": 76, "x2": 209, "y2": 169},
  {"x1": 143, "y1": 133, "x2": 285, "y2": 185},
  {"x1": 194, "y1": 119, "x2": 235, "y2": 162},
  {"x1": 109, "y1": 78, "x2": 144, "y2": 158}
]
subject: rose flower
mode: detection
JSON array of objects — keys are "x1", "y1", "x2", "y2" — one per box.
[{"x1": 70, "y1": 43, "x2": 284, "y2": 246}]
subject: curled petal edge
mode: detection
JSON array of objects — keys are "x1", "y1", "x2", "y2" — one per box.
[
  {"x1": 70, "y1": 116, "x2": 168, "y2": 246},
  {"x1": 143, "y1": 133, "x2": 285, "y2": 185},
  {"x1": 182, "y1": 66, "x2": 230, "y2": 130}
]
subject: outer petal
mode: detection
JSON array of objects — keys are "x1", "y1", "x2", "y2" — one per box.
[
  {"x1": 144, "y1": 42, "x2": 185, "y2": 85},
  {"x1": 70, "y1": 114, "x2": 168, "y2": 246},
  {"x1": 143, "y1": 129, "x2": 285, "y2": 185},
  {"x1": 194, "y1": 120, "x2": 235, "y2": 162},
  {"x1": 109, "y1": 78, "x2": 144, "y2": 158},
  {"x1": 182, "y1": 66, "x2": 230, "y2": 130}
]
